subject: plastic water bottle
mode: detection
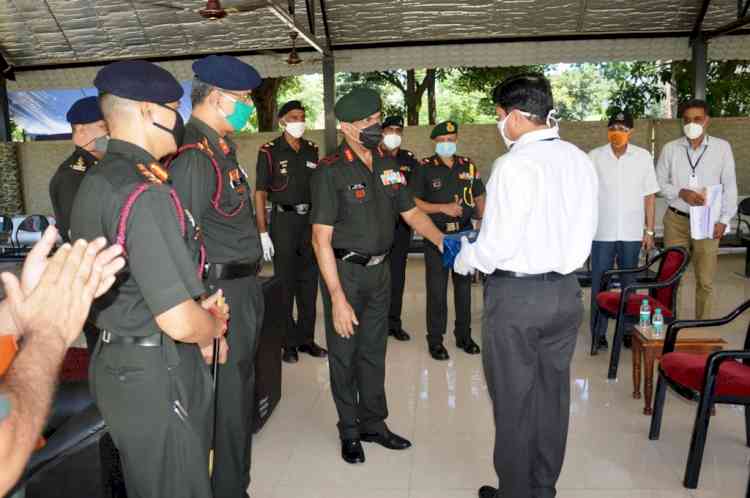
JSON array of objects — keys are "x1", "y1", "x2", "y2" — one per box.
[
  {"x1": 639, "y1": 299, "x2": 651, "y2": 328},
  {"x1": 652, "y1": 308, "x2": 664, "y2": 337}
]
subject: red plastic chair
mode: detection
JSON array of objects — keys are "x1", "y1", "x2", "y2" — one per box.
[
  {"x1": 594, "y1": 246, "x2": 690, "y2": 379},
  {"x1": 648, "y1": 299, "x2": 750, "y2": 489}
]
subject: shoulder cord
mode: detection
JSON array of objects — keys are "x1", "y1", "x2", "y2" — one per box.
[{"x1": 165, "y1": 139, "x2": 246, "y2": 218}]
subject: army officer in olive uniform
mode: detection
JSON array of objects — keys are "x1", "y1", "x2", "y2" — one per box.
[
  {"x1": 49, "y1": 96, "x2": 109, "y2": 243},
  {"x1": 255, "y1": 100, "x2": 327, "y2": 364},
  {"x1": 169, "y1": 55, "x2": 264, "y2": 498},
  {"x1": 70, "y1": 60, "x2": 229, "y2": 498},
  {"x1": 412, "y1": 121, "x2": 485, "y2": 360},
  {"x1": 311, "y1": 88, "x2": 444, "y2": 465},
  {"x1": 380, "y1": 115, "x2": 420, "y2": 342}
]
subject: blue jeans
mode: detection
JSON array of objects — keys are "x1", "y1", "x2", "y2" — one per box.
[{"x1": 590, "y1": 240, "x2": 642, "y2": 339}]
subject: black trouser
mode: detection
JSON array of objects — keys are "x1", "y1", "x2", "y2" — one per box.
[
  {"x1": 90, "y1": 335, "x2": 213, "y2": 498},
  {"x1": 423, "y1": 239, "x2": 472, "y2": 347},
  {"x1": 321, "y1": 259, "x2": 389, "y2": 440},
  {"x1": 206, "y1": 275, "x2": 264, "y2": 498},
  {"x1": 270, "y1": 210, "x2": 318, "y2": 348},
  {"x1": 482, "y1": 274, "x2": 582, "y2": 498},
  {"x1": 388, "y1": 220, "x2": 411, "y2": 333}
]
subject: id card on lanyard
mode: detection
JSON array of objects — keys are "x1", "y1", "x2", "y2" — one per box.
[{"x1": 686, "y1": 145, "x2": 708, "y2": 190}]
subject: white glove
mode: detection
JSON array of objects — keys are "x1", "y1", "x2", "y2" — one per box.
[
  {"x1": 260, "y1": 232, "x2": 274, "y2": 262},
  {"x1": 453, "y1": 236, "x2": 473, "y2": 276}
]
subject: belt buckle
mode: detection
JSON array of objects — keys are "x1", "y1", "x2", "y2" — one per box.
[
  {"x1": 102, "y1": 330, "x2": 111, "y2": 344},
  {"x1": 446, "y1": 222, "x2": 458, "y2": 233}
]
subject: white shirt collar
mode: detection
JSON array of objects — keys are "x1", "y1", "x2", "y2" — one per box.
[
  {"x1": 515, "y1": 126, "x2": 560, "y2": 147},
  {"x1": 682, "y1": 135, "x2": 709, "y2": 150}
]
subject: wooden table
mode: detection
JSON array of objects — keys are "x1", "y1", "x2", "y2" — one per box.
[{"x1": 631, "y1": 324, "x2": 727, "y2": 415}]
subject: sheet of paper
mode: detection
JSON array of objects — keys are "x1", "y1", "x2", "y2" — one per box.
[{"x1": 689, "y1": 185, "x2": 723, "y2": 240}]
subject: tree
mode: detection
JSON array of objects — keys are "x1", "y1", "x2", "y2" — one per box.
[
  {"x1": 450, "y1": 66, "x2": 545, "y2": 115},
  {"x1": 251, "y1": 76, "x2": 301, "y2": 132},
  {"x1": 602, "y1": 61, "x2": 750, "y2": 118},
  {"x1": 337, "y1": 70, "x2": 440, "y2": 125},
  {"x1": 550, "y1": 64, "x2": 615, "y2": 121}
]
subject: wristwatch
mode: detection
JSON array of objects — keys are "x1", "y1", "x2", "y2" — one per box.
[{"x1": 645, "y1": 229, "x2": 655, "y2": 236}]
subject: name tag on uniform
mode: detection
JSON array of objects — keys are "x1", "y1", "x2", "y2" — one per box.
[
  {"x1": 380, "y1": 169, "x2": 403, "y2": 186},
  {"x1": 306, "y1": 161, "x2": 318, "y2": 169},
  {"x1": 689, "y1": 174, "x2": 699, "y2": 189},
  {"x1": 349, "y1": 183, "x2": 367, "y2": 200}
]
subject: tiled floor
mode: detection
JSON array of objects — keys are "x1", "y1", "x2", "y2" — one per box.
[{"x1": 250, "y1": 254, "x2": 750, "y2": 498}]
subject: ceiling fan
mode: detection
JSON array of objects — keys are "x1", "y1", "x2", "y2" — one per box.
[
  {"x1": 144, "y1": 0, "x2": 267, "y2": 20},
  {"x1": 261, "y1": 32, "x2": 346, "y2": 66}
]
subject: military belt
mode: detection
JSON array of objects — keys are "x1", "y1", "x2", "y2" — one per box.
[
  {"x1": 100, "y1": 330, "x2": 163, "y2": 347},
  {"x1": 333, "y1": 248, "x2": 388, "y2": 267},
  {"x1": 490, "y1": 270, "x2": 567, "y2": 281},
  {"x1": 207, "y1": 261, "x2": 260, "y2": 280},
  {"x1": 275, "y1": 203, "x2": 311, "y2": 215}
]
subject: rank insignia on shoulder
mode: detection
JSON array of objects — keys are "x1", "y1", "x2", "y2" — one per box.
[
  {"x1": 71, "y1": 157, "x2": 87, "y2": 172},
  {"x1": 218, "y1": 138, "x2": 231, "y2": 156},
  {"x1": 458, "y1": 157, "x2": 466, "y2": 165},
  {"x1": 399, "y1": 165, "x2": 411, "y2": 173},
  {"x1": 406, "y1": 151, "x2": 414, "y2": 157},
  {"x1": 458, "y1": 172, "x2": 473, "y2": 181}
]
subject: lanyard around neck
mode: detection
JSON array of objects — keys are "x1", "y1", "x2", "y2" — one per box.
[{"x1": 685, "y1": 144, "x2": 708, "y2": 176}]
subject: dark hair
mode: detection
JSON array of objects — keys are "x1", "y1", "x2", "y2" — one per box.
[
  {"x1": 679, "y1": 99, "x2": 710, "y2": 117},
  {"x1": 492, "y1": 73, "x2": 553, "y2": 125}
]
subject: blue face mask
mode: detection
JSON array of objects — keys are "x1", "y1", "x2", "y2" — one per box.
[{"x1": 435, "y1": 141, "x2": 457, "y2": 157}]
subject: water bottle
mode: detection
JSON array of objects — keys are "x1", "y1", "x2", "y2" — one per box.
[
  {"x1": 652, "y1": 308, "x2": 664, "y2": 337},
  {"x1": 639, "y1": 298, "x2": 651, "y2": 328}
]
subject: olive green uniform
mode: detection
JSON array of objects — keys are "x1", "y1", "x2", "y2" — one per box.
[
  {"x1": 70, "y1": 139, "x2": 213, "y2": 498},
  {"x1": 49, "y1": 146, "x2": 101, "y2": 351},
  {"x1": 256, "y1": 136, "x2": 319, "y2": 348},
  {"x1": 411, "y1": 154, "x2": 485, "y2": 347},
  {"x1": 49, "y1": 146, "x2": 98, "y2": 242},
  {"x1": 170, "y1": 117, "x2": 264, "y2": 498},
  {"x1": 311, "y1": 144, "x2": 415, "y2": 439},
  {"x1": 385, "y1": 147, "x2": 420, "y2": 335}
]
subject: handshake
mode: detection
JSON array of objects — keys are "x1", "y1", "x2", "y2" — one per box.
[{"x1": 442, "y1": 230, "x2": 478, "y2": 270}]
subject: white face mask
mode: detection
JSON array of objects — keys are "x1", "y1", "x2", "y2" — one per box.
[
  {"x1": 497, "y1": 109, "x2": 559, "y2": 149},
  {"x1": 383, "y1": 133, "x2": 402, "y2": 150},
  {"x1": 284, "y1": 121, "x2": 306, "y2": 138},
  {"x1": 683, "y1": 122, "x2": 704, "y2": 140}
]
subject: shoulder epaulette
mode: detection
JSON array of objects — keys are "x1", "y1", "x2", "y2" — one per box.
[
  {"x1": 320, "y1": 154, "x2": 339, "y2": 166},
  {"x1": 307, "y1": 140, "x2": 318, "y2": 149},
  {"x1": 405, "y1": 150, "x2": 414, "y2": 158},
  {"x1": 420, "y1": 158, "x2": 430, "y2": 166}
]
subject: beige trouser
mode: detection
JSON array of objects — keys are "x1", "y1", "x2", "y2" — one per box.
[{"x1": 663, "y1": 209, "x2": 719, "y2": 319}]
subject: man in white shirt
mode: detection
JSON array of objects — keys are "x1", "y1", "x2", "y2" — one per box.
[
  {"x1": 589, "y1": 111, "x2": 659, "y2": 355},
  {"x1": 656, "y1": 99, "x2": 737, "y2": 319},
  {"x1": 454, "y1": 74, "x2": 598, "y2": 498}
]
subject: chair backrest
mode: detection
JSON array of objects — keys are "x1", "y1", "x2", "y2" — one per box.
[
  {"x1": 654, "y1": 246, "x2": 690, "y2": 311},
  {"x1": 739, "y1": 198, "x2": 750, "y2": 217}
]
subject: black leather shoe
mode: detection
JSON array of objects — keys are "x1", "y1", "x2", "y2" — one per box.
[
  {"x1": 298, "y1": 342, "x2": 328, "y2": 358},
  {"x1": 361, "y1": 429, "x2": 411, "y2": 450},
  {"x1": 429, "y1": 344, "x2": 450, "y2": 361},
  {"x1": 457, "y1": 337, "x2": 480, "y2": 354},
  {"x1": 478, "y1": 485, "x2": 499, "y2": 498},
  {"x1": 389, "y1": 329, "x2": 411, "y2": 341},
  {"x1": 282, "y1": 347, "x2": 298, "y2": 363},
  {"x1": 341, "y1": 439, "x2": 365, "y2": 464}
]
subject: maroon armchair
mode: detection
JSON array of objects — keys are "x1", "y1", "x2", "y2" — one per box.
[
  {"x1": 594, "y1": 246, "x2": 690, "y2": 379},
  {"x1": 648, "y1": 299, "x2": 750, "y2": 489}
]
